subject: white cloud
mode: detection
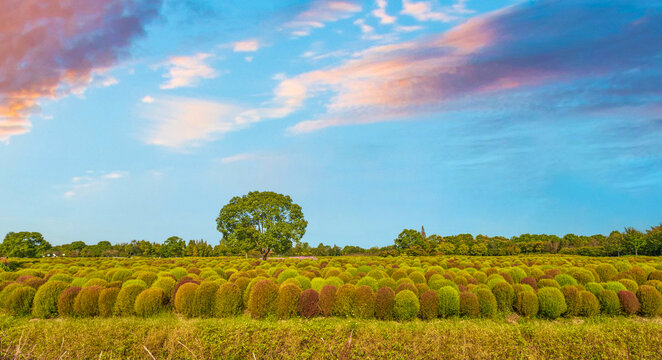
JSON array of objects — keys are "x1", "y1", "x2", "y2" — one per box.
[
  {"x1": 373, "y1": 0, "x2": 396, "y2": 24},
  {"x1": 286, "y1": 0, "x2": 362, "y2": 36},
  {"x1": 141, "y1": 96, "x2": 155, "y2": 103},
  {"x1": 140, "y1": 96, "x2": 244, "y2": 149},
  {"x1": 401, "y1": 0, "x2": 455, "y2": 22},
  {"x1": 233, "y1": 39, "x2": 260, "y2": 52},
  {"x1": 220, "y1": 153, "x2": 257, "y2": 164},
  {"x1": 244, "y1": 56, "x2": 254, "y2": 62},
  {"x1": 64, "y1": 171, "x2": 127, "y2": 198},
  {"x1": 159, "y1": 53, "x2": 218, "y2": 90}
]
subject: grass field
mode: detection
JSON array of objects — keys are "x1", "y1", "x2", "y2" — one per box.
[{"x1": 1, "y1": 315, "x2": 661, "y2": 359}]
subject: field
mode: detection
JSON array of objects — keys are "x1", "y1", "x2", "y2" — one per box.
[{"x1": 1, "y1": 255, "x2": 661, "y2": 359}]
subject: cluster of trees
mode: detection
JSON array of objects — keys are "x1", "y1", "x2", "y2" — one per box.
[{"x1": 393, "y1": 225, "x2": 662, "y2": 257}]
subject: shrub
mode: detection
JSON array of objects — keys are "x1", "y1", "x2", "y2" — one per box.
[
  {"x1": 492, "y1": 282, "x2": 515, "y2": 313},
  {"x1": 114, "y1": 283, "x2": 147, "y2": 316},
  {"x1": 277, "y1": 269, "x2": 299, "y2": 283},
  {"x1": 515, "y1": 291, "x2": 538, "y2": 317},
  {"x1": 459, "y1": 292, "x2": 480, "y2": 317},
  {"x1": 98, "y1": 287, "x2": 120, "y2": 317},
  {"x1": 375, "y1": 287, "x2": 395, "y2": 320},
  {"x1": 33, "y1": 280, "x2": 69, "y2": 318},
  {"x1": 393, "y1": 290, "x2": 419, "y2": 321},
  {"x1": 649, "y1": 270, "x2": 662, "y2": 281},
  {"x1": 378, "y1": 277, "x2": 397, "y2": 290},
  {"x1": 475, "y1": 288, "x2": 497, "y2": 318},
  {"x1": 554, "y1": 274, "x2": 578, "y2": 287},
  {"x1": 598, "y1": 290, "x2": 621, "y2": 315},
  {"x1": 214, "y1": 282, "x2": 242, "y2": 317},
  {"x1": 297, "y1": 289, "x2": 320, "y2": 318},
  {"x1": 521, "y1": 277, "x2": 537, "y2": 290},
  {"x1": 579, "y1": 291, "x2": 600, "y2": 317},
  {"x1": 170, "y1": 267, "x2": 188, "y2": 281},
  {"x1": 311, "y1": 278, "x2": 326, "y2": 292},
  {"x1": 151, "y1": 277, "x2": 176, "y2": 304},
  {"x1": 538, "y1": 287, "x2": 567, "y2": 319},
  {"x1": 508, "y1": 268, "x2": 527, "y2": 284},
  {"x1": 618, "y1": 290, "x2": 640, "y2": 315},
  {"x1": 409, "y1": 271, "x2": 426, "y2": 284},
  {"x1": 277, "y1": 283, "x2": 302, "y2": 319},
  {"x1": 136, "y1": 271, "x2": 158, "y2": 287},
  {"x1": 295, "y1": 276, "x2": 311, "y2": 290},
  {"x1": 334, "y1": 284, "x2": 357, "y2": 317},
  {"x1": 604, "y1": 281, "x2": 627, "y2": 293},
  {"x1": 174, "y1": 282, "x2": 198, "y2": 317},
  {"x1": 572, "y1": 269, "x2": 595, "y2": 285},
  {"x1": 355, "y1": 285, "x2": 376, "y2": 319},
  {"x1": 58, "y1": 287, "x2": 82, "y2": 317},
  {"x1": 5, "y1": 286, "x2": 36, "y2": 316},
  {"x1": 74, "y1": 286, "x2": 103, "y2": 317},
  {"x1": 356, "y1": 277, "x2": 379, "y2": 291},
  {"x1": 562, "y1": 286, "x2": 581, "y2": 316},
  {"x1": 437, "y1": 286, "x2": 460, "y2": 318},
  {"x1": 111, "y1": 269, "x2": 133, "y2": 283},
  {"x1": 618, "y1": 279, "x2": 638, "y2": 293},
  {"x1": 595, "y1": 264, "x2": 618, "y2": 282},
  {"x1": 194, "y1": 281, "x2": 219, "y2": 318},
  {"x1": 636, "y1": 285, "x2": 662, "y2": 317},
  {"x1": 419, "y1": 290, "x2": 439, "y2": 320},
  {"x1": 84, "y1": 278, "x2": 108, "y2": 288},
  {"x1": 318, "y1": 285, "x2": 337, "y2": 317},
  {"x1": 248, "y1": 279, "x2": 278, "y2": 319},
  {"x1": 395, "y1": 283, "x2": 418, "y2": 296},
  {"x1": 134, "y1": 288, "x2": 166, "y2": 317},
  {"x1": 538, "y1": 279, "x2": 560, "y2": 288},
  {"x1": 585, "y1": 282, "x2": 604, "y2": 297}
]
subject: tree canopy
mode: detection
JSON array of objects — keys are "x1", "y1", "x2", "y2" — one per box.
[
  {"x1": 0, "y1": 232, "x2": 51, "y2": 258},
  {"x1": 216, "y1": 191, "x2": 307, "y2": 260}
]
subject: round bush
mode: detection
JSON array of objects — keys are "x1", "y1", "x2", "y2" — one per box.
[
  {"x1": 297, "y1": 288, "x2": 320, "y2": 318},
  {"x1": 508, "y1": 268, "x2": 527, "y2": 284},
  {"x1": 475, "y1": 288, "x2": 497, "y2": 318},
  {"x1": 114, "y1": 283, "x2": 147, "y2": 316},
  {"x1": 636, "y1": 285, "x2": 662, "y2": 317},
  {"x1": 74, "y1": 285, "x2": 103, "y2": 317},
  {"x1": 537, "y1": 287, "x2": 567, "y2": 319},
  {"x1": 585, "y1": 282, "x2": 604, "y2": 297},
  {"x1": 492, "y1": 282, "x2": 515, "y2": 313},
  {"x1": 174, "y1": 282, "x2": 198, "y2": 317},
  {"x1": 134, "y1": 288, "x2": 166, "y2": 317},
  {"x1": 33, "y1": 280, "x2": 69, "y2": 318},
  {"x1": 356, "y1": 277, "x2": 379, "y2": 292},
  {"x1": 58, "y1": 287, "x2": 82, "y2": 317},
  {"x1": 83, "y1": 278, "x2": 108, "y2": 288},
  {"x1": 98, "y1": 287, "x2": 120, "y2": 317},
  {"x1": 562, "y1": 286, "x2": 581, "y2": 316},
  {"x1": 419, "y1": 290, "x2": 439, "y2": 320},
  {"x1": 318, "y1": 284, "x2": 337, "y2": 317},
  {"x1": 334, "y1": 284, "x2": 357, "y2": 317},
  {"x1": 111, "y1": 269, "x2": 133, "y2": 283},
  {"x1": 311, "y1": 278, "x2": 326, "y2": 292},
  {"x1": 618, "y1": 290, "x2": 641, "y2": 315},
  {"x1": 214, "y1": 282, "x2": 242, "y2": 317},
  {"x1": 579, "y1": 291, "x2": 600, "y2": 317},
  {"x1": 521, "y1": 277, "x2": 538, "y2": 290},
  {"x1": 151, "y1": 277, "x2": 176, "y2": 302},
  {"x1": 354, "y1": 285, "x2": 376, "y2": 319},
  {"x1": 277, "y1": 283, "x2": 302, "y2": 319},
  {"x1": 136, "y1": 271, "x2": 158, "y2": 287},
  {"x1": 597, "y1": 290, "x2": 620, "y2": 315},
  {"x1": 438, "y1": 286, "x2": 460, "y2": 318},
  {"x1": 5, "y1": 286, "x2": 36, "y2": 316},
  {"x1": 295, "y1": 276, "x2": 311, "y2": 290},
  {"x1": 554, "y1": 274, "x2": 578, "y2": 287},
  {"x1": 248, "y1": 279, "x2": 278, "y2": 319},
  {"x1": 459, "y1": 291, "x2": 480, "y2": 317},
  {"x1": 604, "y1": 281, "x2": 627, "y2": 293},
  {"x1": 618, "y1": 279, "x2": 638, "y2": 293},
  {"x1": 538, "y1": 279, "x2": 560, "y2": 289},
  {"x1": 375, "y1": 287, "x2": 395, "y2": 320},
  {"x1": 277, "y1": 269, "x2": 299, "y2": 283},
  {"x1": 378, "y1": 277, "x2": 397, "y2": 290},
  {"x1": 595, "y1": 264, "x2": 618, "y2": 282},
  {"x1": 194, "y1": 281, "x2": 219, "y2": 318},
  {"x1": 393, "y1": 290, "x2": 419, "y2": 321},
  {"x1": 515, "y1": 291, "x2": 538, "y2": 317}
]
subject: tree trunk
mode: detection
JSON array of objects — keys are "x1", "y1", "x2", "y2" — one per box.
[{"x1": 260, "y1": 248, "x2": 270, "y2": 261}]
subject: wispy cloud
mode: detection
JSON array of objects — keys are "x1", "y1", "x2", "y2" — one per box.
[
  {"x1": 286, "y1": 0, "x2": 362, "y2": 36},
  {"x1": 64, "y1": 171, "x2": 128, "y2": 198},
  {"x1": 401, "y1": 0, "x2": 456, "y2": 22},
  {"x1": 233, "y1": 39, "x2": 260, "y2": 52},
  {"x1": 159, "y1": 53, "x2": 219, "y2": 90},
  {"x1": 140, "y1": 96, "x2": 243, "y2": 149},
  {"x1": 220, "y1": 153, "x2": 258, "y2": 164},
  {"x1": 373, "y1": 0, "x2": 396, "y2": 24},
  {"x1": 0, "y1": 0, "x2": 162, "y2": 142}
]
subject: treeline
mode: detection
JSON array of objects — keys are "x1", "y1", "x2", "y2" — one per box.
[{"x1": 1, "y1": 224, "x2": 661, "y2": 259}]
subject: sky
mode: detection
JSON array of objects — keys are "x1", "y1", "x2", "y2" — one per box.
[{"x1": 1, "y1": 0, "x2": 661, "y2": 248}]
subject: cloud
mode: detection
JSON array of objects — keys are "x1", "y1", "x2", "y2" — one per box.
[
  {"x1": 286, "y1": 0, "x2": 362, "y2": 36},
  {"x1": 159, "y1": 53, "x2": 219, "y2": 90},
  {"x1": 274, "y1": 0, "x2": 662, "y2": 133},
  {"x1": 373, "y1": 0, "x2": 396, "y2": 24},
  {"x1": 220, "y1": 153, "x2": 257, "y2": 164},
  {"x1": 64, "y1": 171, "x2": 127, "y2": 198},
  {"x1": 0, "y1": 0, "x2": 161, "y2": 142},
  {"x1": 233, "y1": 39, "x2": 260, "y2": 52},
  {"x1": 141, "y1": 96, "x2": 155, "y2": 104},
  {"x1": 401, "y1": 0, "x2": 456, "y2": 22},
  {"x1": 140, "y1": 96, "x2": 243, "y2": 149}
]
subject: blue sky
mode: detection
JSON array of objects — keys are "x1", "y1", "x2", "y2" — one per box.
[{"x1": 1, "y1": 0, "x2": 661, "y2": 247}]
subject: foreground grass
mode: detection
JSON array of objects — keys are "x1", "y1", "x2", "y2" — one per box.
[{"x1": 0, "y1": 315, "x2": 660, "y2": 360}]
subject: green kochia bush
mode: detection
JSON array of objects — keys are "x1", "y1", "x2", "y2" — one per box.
[
  {"x1": 636, "y1": 285, "x2": 662, "y2": 317},
  {"x1": 318, "y1": 285, "x2": 337, "y2": 317},
  {"x1": 174, "y1": 282, "x2": 198, "y2": 317},
  {"x1": 492, "y1": 282, "x2": 514, "y2": 313},
  {"x1": 515, "y1": 291, "x2": 538, "y2": 317},
  {"x1": 98, "y1": 287, "x2": 120, "y2": 317},
  {"x1": 114, "y1": 283, "x2": 147, "y2": 316},
  {"x1": 74, "y1": 285, "x2": 103, "y2": 317},
  {"x1": 538, "y1": 287, "x2": 567, "y2": 319},
  {"x1": 334, "y1": 284, "x2": 357, "y2": 317},
  {"x1": 214, "y1": 282, "x2": 242, "y2": 317},
  {"x1": 393, "y1": 290, "x2": 419, "y2": 321},
  {"x1": 474, "y1": 288, "x2": 497, "y2": 318},
  {"x1": 354, "y1": 285, "x2": 375, "y2": 319},
  {"x1": 277, "y1": 283, "x2": 302, "y2": 319},
  {"x1": 33, "y1": 280, "x2": 69, "y2": 319},
  {"x1": 437, "y1": 286, "x2": 460, "y2": 318},
  {"x1": 562, "y1": 286, "x2": 581, "y2": 317},
  {"x1": 598, "y1": 290, "x2": 621, "y2": 315},
  {"x1": 193, "y1": 281, "x2": 219, "y2": 318},
  {"x1": 248, "y1": 280, "x2": 278, "y2": 319},
  {"x1": 375, "y1": 287, "x2": 395, "y2": 320},
  {"x1": 579, "y1": 291, "x2": 600, "y2": 317},
  {"x1": 5, "y1": 286, "x2": 36, "y2": 316},
  {"x1": 134, "y1": 288, "x2": 166, "y2": 317}
]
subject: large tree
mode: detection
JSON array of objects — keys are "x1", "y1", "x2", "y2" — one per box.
[
  {"x1": 216, "y1": 191, "x2": 307, "y2": 260},
  {"x1": 1, "y1": 232, "x2": 52, "y2": 258}
]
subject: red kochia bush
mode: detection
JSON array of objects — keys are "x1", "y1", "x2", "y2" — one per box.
[
  {"x1": 354, "y1": 285, "x2": 376, "y2": 319},
  {"x1": 375, "y1": 287, "x2": 395, "y2": 320},
  {"x1": 459, "y1": 292, "x2": 480, "y2": 317},
  {"x1": 74, "y1": 285, "x2": 103, "y2": 317},
  {"x1": 419, "y1": 290, "x2": 439, "y2": 320},
  {"x1": 297, "y1": 289, "x2": 320, "y2": 318},
  {"x1": 618, "y1": 290, "x2": 641, "y2": 315},
  {"x1": 248, "y1": 279, "x2": 278, "y2": 319},
  {"x1": 318, "y1": 285, "x2": 337, "y2": 317},
  {"x1": 521, "y1": 277, "x2": 538, "y2": 290},
  {"x1": 57, "y1": 287, "x2": 82, "y2": 317}
]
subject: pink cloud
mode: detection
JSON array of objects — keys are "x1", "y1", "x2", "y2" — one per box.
[
  {"x1": 0, "y1": 0, "x2": 161, "y2": 141},
  {"x1": 286, "y1": 0, "x2": 362, "y2": 36}
]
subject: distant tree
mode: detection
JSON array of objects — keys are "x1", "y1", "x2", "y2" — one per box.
[
  {"x1": 1, "y1": 232, "x2": 52, "y2": 258},
  {"x1": 161, "y1": 236, "x2": 185, "y2": 257},
  {"x1": 216, "y1": 191, "x2": 307, "y2": 260},
  {"x1": 394, "y1": 229, "x2": 425, "y2": 250},
  {"x1": 435, "y1": 242, "x2": 456, "y2": 255},
  {"x1": 69, "y1": 241, "x2": 87, "y2": 251},
  {"x1": 624, "y1": 227, "x2": 647, "y2": 256},
  {"x1": 470, "y1": 243, "x2": 488, "y2": 256},
  {"x1": 602, "y1": 231, "x2": 624, "y2": 256}
]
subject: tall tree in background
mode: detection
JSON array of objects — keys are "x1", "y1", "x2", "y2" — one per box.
[
  {"x1": 217, "y1": 191, "x2": 307, "y2": 260},
  {"x1": 624, "y1": 227, "x2": 647, "y2": 256},
  {"x1": 1, "y1": 232, "x2": 51, "y2": 258}
]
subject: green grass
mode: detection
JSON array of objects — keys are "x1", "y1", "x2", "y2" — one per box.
[{"x1": 0, "y1": 315, "x2": 660, "y2": 359}]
